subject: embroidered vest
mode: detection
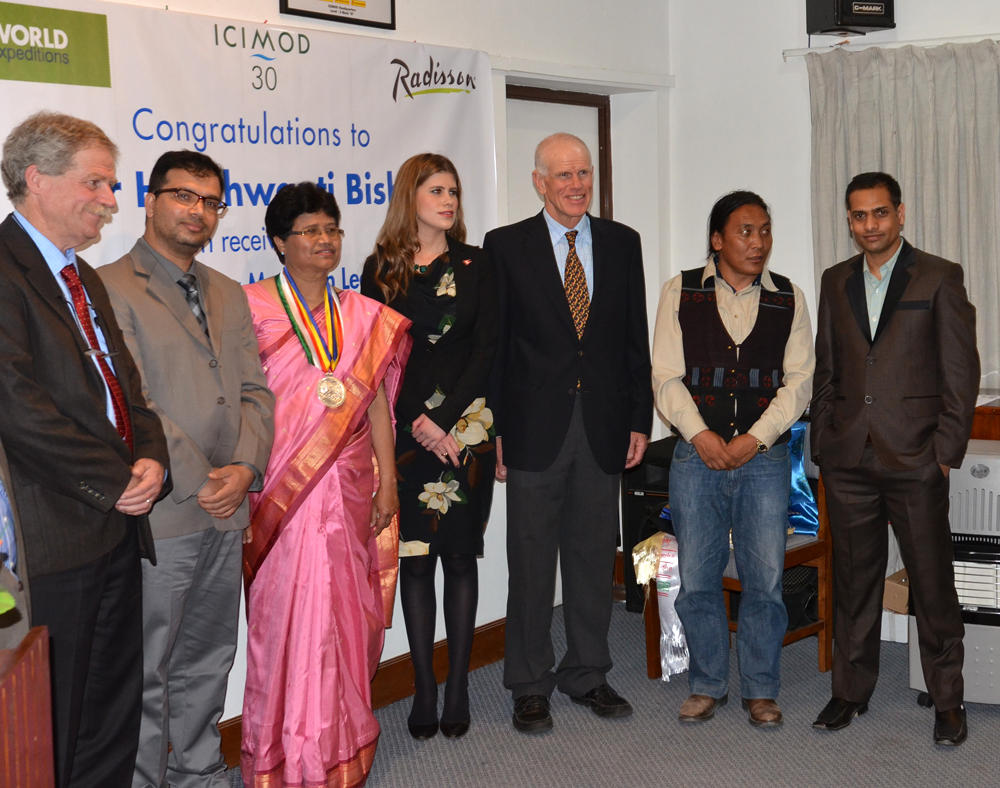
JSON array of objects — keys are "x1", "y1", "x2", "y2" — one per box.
[{"x1": 678, "y1": 267, "x2": 795, "y2": 443}]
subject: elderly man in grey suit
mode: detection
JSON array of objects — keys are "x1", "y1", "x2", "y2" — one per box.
[
  {"x1": 1, "y1": 112, "x2": 169, "y2": 787},
  {"x1": 99, "y1": 150, "x2": 274, "y2": 788}
]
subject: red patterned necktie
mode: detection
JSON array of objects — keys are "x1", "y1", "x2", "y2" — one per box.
[
  {"x1": 59, "y1": 265, "x2": 134, "y2": 451},
  {"x1": 564, "y1": 230, "x2": 590, "y2": 339}
]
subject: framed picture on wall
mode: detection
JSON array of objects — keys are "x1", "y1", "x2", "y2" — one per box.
[{"x1": 280, "y1": 0, "x2": 396, "y2": 30}]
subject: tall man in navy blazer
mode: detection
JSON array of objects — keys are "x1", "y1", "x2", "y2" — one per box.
[
  {"x1": 811, "y1": 172, "x2": 979, "y2": 746},
  {"x1": 484, "y1": 133, "x2": 652, "y2": 733},
  {"x1": 0, "y1": 111, "x2": 169, "y2": 786}
]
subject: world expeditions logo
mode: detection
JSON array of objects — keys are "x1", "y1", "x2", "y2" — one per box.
[
  {"x1": 0, "y1": 2, "x2": 110, "y2": 87},
  {"x1": 390, "y1": 56, "x2": 477, "y2": 102}
]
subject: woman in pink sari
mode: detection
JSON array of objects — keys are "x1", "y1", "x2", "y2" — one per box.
[{"x1": 241, "y1": 182, "x2": 411, "y2": 787}]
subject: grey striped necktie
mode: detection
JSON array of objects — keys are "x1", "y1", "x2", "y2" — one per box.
[{"x1": 178, "y1": 273, "x2": 209, "y2": 338}]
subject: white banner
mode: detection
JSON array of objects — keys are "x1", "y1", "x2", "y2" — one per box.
[{"x1": 0, "y1": 0, "x2": 497, "y2": 285}]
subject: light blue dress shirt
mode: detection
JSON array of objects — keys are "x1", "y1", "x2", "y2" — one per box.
[
  {"x1": 13, "y1": 210, "x2": 118, "y2": 425},
  {"x1": 543, "y1": 210, "x2": 594, "y2": 300},
  {"x1": 862, "y1": 240, "x2": 904, "y2": 338}
]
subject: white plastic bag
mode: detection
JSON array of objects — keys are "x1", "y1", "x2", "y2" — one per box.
[
  {"x1": 632, "y1": 531, "x2": 689, "y2": 681},
  {"x1": 655, "y1": 533, "x2": 688, "y2": 681}
]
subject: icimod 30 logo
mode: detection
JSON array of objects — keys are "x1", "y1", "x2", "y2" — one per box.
[{"x1": 390, "y1": 56, "x2": 477, "y2": 102}]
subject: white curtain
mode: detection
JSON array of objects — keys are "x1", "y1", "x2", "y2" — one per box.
[{"x1": 807, "y1": 40, "x2": 1000, "y2": 389}]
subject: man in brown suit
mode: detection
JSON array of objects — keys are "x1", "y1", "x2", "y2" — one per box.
[{"x1": 811, "y1": 172, "x2": 979, "y2": 746}]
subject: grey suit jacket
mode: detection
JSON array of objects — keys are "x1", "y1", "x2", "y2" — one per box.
[
  {"x1": 0, "y1": 437, "x2": 28, "y2": 649},
  {"x1": 811, "y1": 240, "x2": 980, "y2": 471},
  {"x1": 99, "y1": 239, "x2": 274, "y2": 539}
]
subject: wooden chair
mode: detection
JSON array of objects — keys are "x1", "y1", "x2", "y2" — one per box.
[
  {"x1": 1, "y1": 626, "x2": 55, "y2": 787},
  {"x1": 644, "y1": 478, "x2": 833, "y2": 678}
]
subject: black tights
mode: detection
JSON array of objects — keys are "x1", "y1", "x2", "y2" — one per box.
[{"x1": 399, "y1": 553, "x2": 478, "y2": 724}]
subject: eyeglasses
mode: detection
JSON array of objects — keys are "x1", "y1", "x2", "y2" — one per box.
[
  {"x1": 153, "y1": 188, "x2": 228, "y2": 217},
  {"x1": 286, "y1": 225, "x2": 345, "y2": 240}
]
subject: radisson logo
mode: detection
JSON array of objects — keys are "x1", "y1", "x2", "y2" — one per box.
[
  {"x1": 390, "y1": 56, "x2": 477, "y2": 102},
  {"x1": 852, "y1": 2, "x2": 885, "y2": 14}
]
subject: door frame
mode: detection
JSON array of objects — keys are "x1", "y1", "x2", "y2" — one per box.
[{"x1": 505, "y1": 85, "x2": 613, "y2": 219}]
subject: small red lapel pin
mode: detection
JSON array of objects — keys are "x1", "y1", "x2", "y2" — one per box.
[{"x1": 462, "y1": 258, "x2": 472, "y2": 266}]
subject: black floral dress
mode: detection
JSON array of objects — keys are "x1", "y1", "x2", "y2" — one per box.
[{"x1": 361, "y1": 242, "x2": 497, "y2": 555}]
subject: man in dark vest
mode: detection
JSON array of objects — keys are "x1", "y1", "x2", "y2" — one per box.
[{"x1": 651, "y1": 190, "x2": 814, "y2": 728}]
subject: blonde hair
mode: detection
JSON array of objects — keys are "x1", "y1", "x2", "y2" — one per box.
[{"x1": 370, "y1": 153, "x2": 466, "y2": 302}]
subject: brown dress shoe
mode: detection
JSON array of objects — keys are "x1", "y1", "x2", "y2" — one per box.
[
  {"x1": 678, "y1": 693, "x2": 727, "y2": 723},
  {"x1": 742, "y1": 697, "x2": 783, "y2": 727}
]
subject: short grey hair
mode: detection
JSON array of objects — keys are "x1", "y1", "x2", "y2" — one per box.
[
  {"x1": 2, "y1": 111, "x2": 118, "y2": 204},
  {"x1": 533, "y1": 132, "x2": 591, "y2": 175}
]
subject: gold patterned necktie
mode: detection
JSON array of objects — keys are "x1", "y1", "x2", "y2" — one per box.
[{"x1": 563, "y1": 230, "x2": 590, "y2": 339}]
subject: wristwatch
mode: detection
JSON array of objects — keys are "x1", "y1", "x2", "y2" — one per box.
[{"x1": 754, "y1": 438, "x2": 768, "y2": 454}]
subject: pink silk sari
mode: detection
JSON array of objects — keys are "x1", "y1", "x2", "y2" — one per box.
[{"x1": 241, "y1": 284, "x2": 410, "y2": 788}]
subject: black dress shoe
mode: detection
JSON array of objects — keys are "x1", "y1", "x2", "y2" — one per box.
[
  {"x1": 934, "y1": 705, "x2": 967, "y2": 746},
  {"x1": 812, "y1": 697, "x2": 869, "y2": 731},
  {"x1": 512, "y1": 694, "x2": 552, "y2": 733},
  {"x1": 407, "y1": 718, "x2": 439, "y2": 740},
  {"x1": 440, "y1": 718, "x2": 470, "y2": 738},
  {"x1": 570, "y1": 683, "x2": 633, "y2": 719}
]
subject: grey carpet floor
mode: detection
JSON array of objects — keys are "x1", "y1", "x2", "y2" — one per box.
[{"x1": 231, "y1": 604, "x2": 1000, "y2": 787}]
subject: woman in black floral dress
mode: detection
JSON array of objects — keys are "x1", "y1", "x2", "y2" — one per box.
[{"x1": 361, "y1": 153, "x2": 497, "y2": 740}]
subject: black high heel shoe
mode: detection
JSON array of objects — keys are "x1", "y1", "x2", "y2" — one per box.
[
  {"x1": 441, "y1": 674, "x2": 470, "y2": 738},
  {"x1": 439, "y1": 718, "x2": 470, "y2": 738},
  {"x1": 407, "y1": 717, "x2": 439, "y2": 740}
]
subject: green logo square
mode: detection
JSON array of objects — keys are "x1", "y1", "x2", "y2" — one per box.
[{"x1": 0, "y1": 2, "x2": 110, "y2": 87}]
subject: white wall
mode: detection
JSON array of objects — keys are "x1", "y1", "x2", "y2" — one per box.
[
  {"x1": 668, "y1": 0, "x2": 1000, "y2": 315},
  {"x1": 117, "y1": 0, "x2": 670, "y2": 76}
]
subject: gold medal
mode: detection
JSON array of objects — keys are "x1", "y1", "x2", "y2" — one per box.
[{"x1": 317, "y1": 373, "x2": 346, "y2": 408}]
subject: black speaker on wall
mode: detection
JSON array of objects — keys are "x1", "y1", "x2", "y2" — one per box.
[{"x1": 806, "y1": 0, "x2": 895, "y2": 36}]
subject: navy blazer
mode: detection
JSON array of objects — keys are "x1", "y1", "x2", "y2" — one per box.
[{"x1": 484, "y1": 211, "x2": 652, "y2": 475}]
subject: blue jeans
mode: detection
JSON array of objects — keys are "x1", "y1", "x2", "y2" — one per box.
[{"x1": 670, "y1": 439, "x2": 790, "y2": 699}]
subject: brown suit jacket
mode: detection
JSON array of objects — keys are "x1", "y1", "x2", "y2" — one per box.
[
  {"x1": 811, "y1": 240, "x2": 979, "y2": 471},
  {"x1": 0, "y1": 214, "x2": 170, "y2": 577}
]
